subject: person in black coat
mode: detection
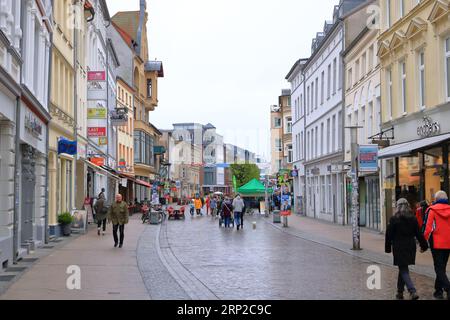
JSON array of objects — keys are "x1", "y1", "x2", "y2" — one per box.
[{"x1": 385, "y1": 198, "x2": 429, "y2": 300}]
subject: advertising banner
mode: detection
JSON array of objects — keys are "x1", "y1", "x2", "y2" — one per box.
[
  {"x1": 88, "y1": 127, "x2": 106, "y2": 137},
  {"x1": 87, "y1": 108, "x2": 107, "y2": 119},
  {"x1": 359, "y1": 145, "x2": 379, "y2": 173}
]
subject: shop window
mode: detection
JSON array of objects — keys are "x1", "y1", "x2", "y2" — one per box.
[
  {"x1": 398, "y1": 156, "x2": 420, "y2": 207},
  {"x1": 425, "y1": 148, "x2": 443, "y2": 203}
]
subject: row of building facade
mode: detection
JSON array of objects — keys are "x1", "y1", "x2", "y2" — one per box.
[
  {"x1": 159, "y1": 123, "x2": 258, "y2": 199},
  {"x1": 272, "y1": 0, "x2": 450, "y2": 232},
  {"x1": 0, "y1": 0, "x2": 165, "y2": 269}
]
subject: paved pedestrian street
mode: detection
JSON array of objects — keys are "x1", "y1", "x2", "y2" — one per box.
[{"x1": 0, "y1": 213, "x2": 440, "y2": 300}]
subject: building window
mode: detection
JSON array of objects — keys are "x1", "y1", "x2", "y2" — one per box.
[
  {"x1": 311, "y1": 81, "x2": 315, "y2": 111},
  {"x1": 147, "y1": 79, "x2": 152, "y2": 98},
  {"x1": 274, "y1": 117, "x2": 282, "y2": 128},
  {"x1": 419, "y1": 51, "x2": 425, "y2": 109},
  {"x1": 445, "y1": 38, "x2": 450, "y2": 100},
  {"x1": 287, "y1": 144, "x2": 293, "y2": 163},
  {"x1": 386, "y1": 0, "x2": 391, "y2": 28},
  {"x1": 327, "y1": 64, "x2": 332, "y2": 99},
  {"x1": 315, "y1": 77, "x2": 319, "y2": 109},
  {"x1": 400, "y1": 0, "x2": 405, "y2": 18},
  {"x1": 332, "y1": 115, "x2": 336, "y2": 152},
  {"x1": 321, "y1": 71, "x2": 325, "y2": 105},
  {"x1": 387, "y1": 68, "x2": 393, "y2": 119},
  {"x1": 348, "y1": 68, "x2": 353, "y2": 89},
  {"x1": 286, "y1": 117, "x2": 292, "y2": 134},
  {"x1": 320, "y1": 123, "x2": 324, "y2": 156},
  {"x1": 400, "y1": 60, "x2": 407, "y2": 114},
  {"x1": 275, "y1": 139, "x2": 282, "y2": 152},
  {"x1": 333, "y1": 58, "x2": 337, "y2": 94}
]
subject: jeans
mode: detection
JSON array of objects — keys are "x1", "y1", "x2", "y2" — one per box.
[
  {"x1": 431, "y1": 249, "x2": 450, "y2": 294},
  {"x1": 234, "y1": 212, "x2": 241, "y2": 227},
  {"x1": 113, "y1": 224, "x2": 125, "y2": 245},
  {"x1": 397, "y1": 266, "x2": 416, "y2": 294},
  {"x1": 97, "y1": 219, "x2": 106, "y2": 232},
  {"x1": 224, "y1": 216, "x2": 231, "y2": 228}
]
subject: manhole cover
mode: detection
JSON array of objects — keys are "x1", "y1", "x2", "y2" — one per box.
[
  {"x1": 20, "y1": 258, "x2": 39, "y2": 263},
  {"x1": 0, "y1": 275, "x2": 16, "y2": 282},
  {"x1": 5, "y1": 267, "x2": 27, "y2": 272}
]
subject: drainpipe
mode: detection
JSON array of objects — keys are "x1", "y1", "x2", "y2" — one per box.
[
  {"x1": 44, "y1": 0, "x2": 54, "y2": 244},
  {"x1": 13, "y1": 95, "x2": 21, "y2": 265},
  {"x1": 340, "y1": 19, "x2": 347, "y2": 226},
  {"x1": 73, "y1": 1, "x2": 79, "y2": 212}
]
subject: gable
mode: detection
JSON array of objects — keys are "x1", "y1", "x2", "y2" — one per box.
[
  {"x1": 428, "y1": 0, "x2": 450, "y2": 24},
  {"x1": 406, "y1": 17, "x2": 428, "y2": 39}
]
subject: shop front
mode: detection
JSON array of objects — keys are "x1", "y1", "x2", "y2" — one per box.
[{"x1": 379, "y1": 111, "x2": 450, "y2": 223}]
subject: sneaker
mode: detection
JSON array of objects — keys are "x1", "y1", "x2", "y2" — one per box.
[
  {"x1": 114, "y1": 243, "x2": 118, "y2": 248},
  {"x1": 410, "y1": 292, "x2": 419, "y2": 300},
  {"x1": 395, "y1": 292, "x2": 404, "y2": 300},
  {"x1": 433, "y1": 291, "x2": 444, "y2": 300}
]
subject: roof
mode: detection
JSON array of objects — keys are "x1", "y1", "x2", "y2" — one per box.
[
  {"x1": 285, "y1": 58, "x2": 308, "y2": 80},
  {"x1": 204, "y1": 123, "x2": 216, "y2": 130},
  {"x1": 112, "y1": 21, "x2": 134, "y2": 49},
  {"x1": 238, "y1": 179, "x2": 272, "y2": 195},
  {"x1": 145, "y1": 61, "x2": 164, "y2": 77}
]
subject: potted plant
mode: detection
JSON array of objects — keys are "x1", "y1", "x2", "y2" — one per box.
[{"x1": 58, "y1": 212, "x2": 73, "y2": 237}]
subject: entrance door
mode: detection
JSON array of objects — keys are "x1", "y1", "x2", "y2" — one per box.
[{"x1": 21, "y1": 145, "x2": 36, "y2": 243}]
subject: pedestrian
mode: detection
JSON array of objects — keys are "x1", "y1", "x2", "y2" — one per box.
[
  {"x1": 222, "y1": 197, "x2": 233, "y2": 228},
  {"x1": 206, "y1": 195, "x2": 211, "y2": 216},
  {"x1": 94, "y1": 197, "x2": 108, "y2": 236},
  {"x1": 232, "y1": 194, "x2": 245, "y2": 231},
  {"x1": 385, "y1": 198, "x2": 429, "y2": 300},
  {"x1": 108, "y1": 194, "x2": 129, "y2": 248},
  {"x1": 423, "y1": 190, "x2": 450, "y2": 300},
  {"x1": 210, "y1": 196, "x2": 217, "y2": 218},
  {"x1": 194, "y1": 197, "x2": 203, "y2": 216},
  {"x1": 98, "y1": 188, "x2": 106, "y2": 200},
  {"x1": 189, "y1": 199, "x2": 195, "y2": 217},
  {"x1": 415, "y1": 200, "x2": 429, "y2": 231}
]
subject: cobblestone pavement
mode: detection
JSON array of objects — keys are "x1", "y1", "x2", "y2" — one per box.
[{"x1": 161, "y1": 214, "x2": 438, "y2": 300}]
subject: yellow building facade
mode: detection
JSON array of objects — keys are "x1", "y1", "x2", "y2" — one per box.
[
  {"x1": 48, "y1": 0, "x2": 77, "y2": 231},
  {"x1": 378, "y1": 0, "x2": 450, "y2": 219}
]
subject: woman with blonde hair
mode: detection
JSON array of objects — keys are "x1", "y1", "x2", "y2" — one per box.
[{"x1": 385, "y1": 198, "x2": 429, "y2": 300}]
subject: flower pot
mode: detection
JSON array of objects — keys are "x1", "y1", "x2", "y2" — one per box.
[{"x1": 62, "y1": 223, "x2": 72, "y2": 237}]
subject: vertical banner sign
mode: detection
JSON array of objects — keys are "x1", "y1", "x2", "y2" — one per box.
[{"x1": 359, "y1": 145, "x2": 379, "y2": 173}]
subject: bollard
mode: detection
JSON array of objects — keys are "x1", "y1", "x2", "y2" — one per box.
[
  {"x1": 253, "y1": 222, "x2": 257, "y2": 230},
  {"x1": 282, "y1": 216, "x2": 288, "y2": 228}
]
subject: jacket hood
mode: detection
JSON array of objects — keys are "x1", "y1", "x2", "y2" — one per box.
[{"x1": 431, "y1": 203, "x2": 450, "y2": 220}]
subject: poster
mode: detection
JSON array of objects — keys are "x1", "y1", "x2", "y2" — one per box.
[
  {"x1": 71, "y1": 210, "x2": 88, "y2": 233},
  {"x1": 359, "y1": 145, "x2": 379, "y2": 173}
]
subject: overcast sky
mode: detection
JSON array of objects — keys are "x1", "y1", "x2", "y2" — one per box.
[{"x1": 107, "y1": 0, "x2": 338, "y2": 161}]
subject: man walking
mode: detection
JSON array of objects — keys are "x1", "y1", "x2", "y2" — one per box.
[
  {"x1": 232, "y1": 194, "x2": 245, "y2": 231},
  {"x1": 108, "y1": 194, "x2": 129, "y2": 248},
  {"x1": 424, "y1": 190, "x2": 450, "y2": 300}
]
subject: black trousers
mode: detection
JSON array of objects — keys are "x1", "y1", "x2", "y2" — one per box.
[
  {"x1": 97, "y1": 219, "x2": 106, "y2": 231},
  {"x1": 431, "y1": 249, "x2": 450, "y2": 294},
  {"x1": 240, "y1": 212, "x2": 244, "y2": 227},
  {"x1": 113, "y1": 224, "x2": 125, "y2": 245}
]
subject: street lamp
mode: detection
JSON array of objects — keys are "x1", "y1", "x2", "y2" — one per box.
[{"x1": 345, "y1": 126, "x2": 363, "y2": 251}]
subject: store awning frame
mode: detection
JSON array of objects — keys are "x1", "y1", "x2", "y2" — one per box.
[
  {"x1": 83, "y1": 159, "x2": 121, "y2": 181},
  {"x1": 378, "y1": 133, "x2": 450, "y2": 159}
]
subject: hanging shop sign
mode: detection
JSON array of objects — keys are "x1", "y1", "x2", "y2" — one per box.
[
  {"x1": 110, "y1": 108, "x2": 129, "y2": 127},
  {"x1": 88, "y1": 127, "x2": 106, "y2": 137},
  {"x1": 359, "y1": 145, "x2": 379, "y2": 173},
  {"x1": 58, "y1": 138, "x2": 77, "y2": 155},
  {"x1": 90, "y1": 157, "x2": 105, "y2": 167},
  {"x1": 87, "y1": 108, "x2": 107, "y2": 119},
  {"x1": 417, "y1": 116, "x2": 440, "y2": 138},
  {"x1": 88, "y1": 71, "x2": 106, "y2": 82},
  {"x1": 98, "y1": 137, "x2": 108, "y2": 146}
]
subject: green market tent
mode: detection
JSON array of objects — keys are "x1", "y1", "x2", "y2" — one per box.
[{"x1": 237, "y1": 179, "x2": 273, "y2": 197}]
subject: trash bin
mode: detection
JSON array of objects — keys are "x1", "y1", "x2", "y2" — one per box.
[
  {"x1": 150, "y1": 211, "x2": 160, "y2": 225},
  {"x1": 273, "y1": 210, "x2": 281, "y2": 223}
]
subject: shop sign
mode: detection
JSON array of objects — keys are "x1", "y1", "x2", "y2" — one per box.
[
  {"x1": 417, "y1": 116, "x2": 440, "y2": 138},
  {"x1": 87, "y1": 108, "x2": 107, "y2": 119},
  {"x1": 88, "y1": 127, "x2": 106, "y2": 137},
  {"x1": 90, "y1": 157, "x2": 105, "y2": 166},
  {"x1": 110, "y1": 108, "x2": 128, "y2": 127},
  {"x1": 118, "y1": 159, "x2": 127, "y2": 168},
  {"x1": 88, "y1": 71, "x2": 106, "y2": 82},
  {"x1": 98, "y1": 137, "x2": 108, "y2": 146},
  {"x1": 359, "y1": 145, "x2": 379, "y2": 173},
  {"x1": 24, "y1": 112, "x2": 43, "y2": 138}
]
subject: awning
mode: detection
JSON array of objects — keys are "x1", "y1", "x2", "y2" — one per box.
[
  {"x1": 84, "y1": 160, "x2": 121, "y2": 181},
  {"x1": 135, "y1": 179, "x2": 152, "y2": 188},
  {"x1": 378, "y1": 133, "x2": 450, "y2": 159}
]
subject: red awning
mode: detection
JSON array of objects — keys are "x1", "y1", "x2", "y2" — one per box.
[{"x1": 135, "y1": 179, "x2": 152, "y2": 188}]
